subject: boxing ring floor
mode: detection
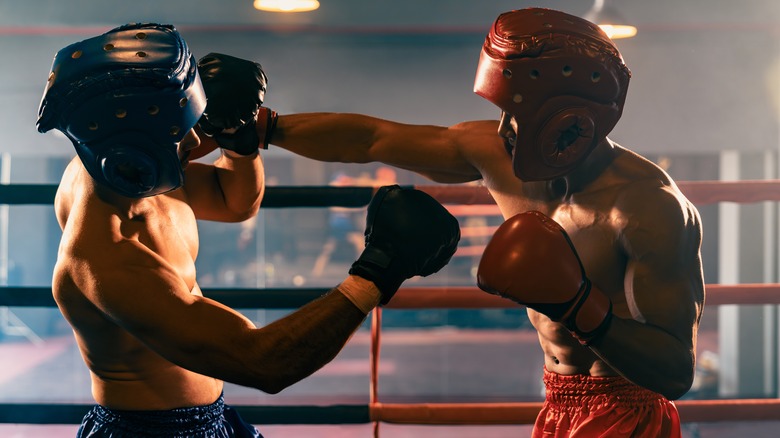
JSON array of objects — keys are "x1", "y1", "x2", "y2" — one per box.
[{"x1": 2, "y1": 182, "x2": 780, "y2": 437}]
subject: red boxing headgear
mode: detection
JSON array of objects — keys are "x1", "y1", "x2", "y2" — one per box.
[{"x1": 474, "y1": 8, "x2": 631, "y2": 181}]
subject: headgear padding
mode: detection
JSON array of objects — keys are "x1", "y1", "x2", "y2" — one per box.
[
  {"x1": 474, "y1": 8, "x2": 631, "y2": 181},
  {"x1": 37, "y1": 23, "x2": 206, "y2": 198}
]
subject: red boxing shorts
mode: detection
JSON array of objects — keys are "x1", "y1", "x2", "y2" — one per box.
[{"x1": 533, "y1": 367, "x2": 681, "y2": 438}]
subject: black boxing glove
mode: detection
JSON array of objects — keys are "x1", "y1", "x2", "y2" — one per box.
[
  {"x1": 349, "y1": 185, "x2": 461, "y2": 305},
  {"x1": 197, "y1": 53, "x2": 277, "y2": 155}
]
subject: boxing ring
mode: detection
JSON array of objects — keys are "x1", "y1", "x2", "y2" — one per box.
[{"x1": 1, "y1": 180, "x2": 780, "y2": 429}]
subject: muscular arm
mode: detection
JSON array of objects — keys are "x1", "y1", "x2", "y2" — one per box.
[
  {"x1": 183, "y1": 149, "x2": 264, "y2": 222},
  {"x1": 68, "y1": 241, "x2": 370, "y2": 394},
  {"x1": 590, "y1": 187, "x2": 705, "y2": 400},
  {"x1": 272, "y1": 113, "x2": 493, "y2": 183}
]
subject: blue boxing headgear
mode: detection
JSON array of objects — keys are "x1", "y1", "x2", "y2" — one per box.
[{"x1": 36, "y1": 23, "x2": 206, "y2": 198}]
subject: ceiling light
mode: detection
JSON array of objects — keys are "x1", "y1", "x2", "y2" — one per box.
[
  {"x1": 584, "y1": 0, "x2": 637, "y2": 39},
  {"x1": 254, "y1": 0, "x2": 320, "y2": 13}
]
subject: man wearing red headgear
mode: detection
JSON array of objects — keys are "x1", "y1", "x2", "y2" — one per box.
[{"x1": 202, "y1": 7, "x2": 703, "y2": 437}]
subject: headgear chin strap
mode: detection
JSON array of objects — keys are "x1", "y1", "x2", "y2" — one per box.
[
  {"x1": 36, "y1": 23, "x2": 206, "y2": 198},
  {"x1": 474, "y1": 8, "x2": 631, "y2": 181}
]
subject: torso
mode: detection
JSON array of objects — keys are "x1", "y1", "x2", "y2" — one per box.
[
  {"x1": 475, "y1": 138, "x2": 688, "y2": 377},
  {"x1": 53, "y1": 158, "x2": 222, "y2": 410}
]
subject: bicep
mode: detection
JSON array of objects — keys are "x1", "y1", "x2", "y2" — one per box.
[
  {"x1": 182, "y1": 162, "x2": 260, "y2": 222},
  {"x1": 621, "y1": 201, "x2": 705, "y2": 346},
  {"x1": 181, "y1": 163, "x2": 228, "y2": 219},
  {"x1": 624, "y1": 255, "x2": 703, "y2": 346}
]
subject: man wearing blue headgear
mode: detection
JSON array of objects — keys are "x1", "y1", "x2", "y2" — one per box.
[{"x1": 39, "y1": 23, "x2": 460, "y2": 437}]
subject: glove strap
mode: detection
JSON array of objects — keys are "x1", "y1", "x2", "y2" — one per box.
[
  {"x1": 213, "y1": 121, "x2": 260, "y2": 155},
  {"x1": 563, "y1": 280, "x2": 613, "y2": 346},
  {"x1": 348, "y1": 246, "x2": 404, "y2": 305}
]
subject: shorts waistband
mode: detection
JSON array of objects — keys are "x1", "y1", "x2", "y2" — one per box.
[
  {"x1": 543, "y1": 367, "x2": 668, "y2": 408},
  {"x1": 90, "y1": 394, "x2": 225, "y2": 435}
]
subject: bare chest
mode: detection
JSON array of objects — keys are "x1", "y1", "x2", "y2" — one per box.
[
  {"x1": 549, "y1": 206, "x2": 627, "y2": 298},
  {"x1": 490, "y1": 191, "x2": 628, "y2": 302}
]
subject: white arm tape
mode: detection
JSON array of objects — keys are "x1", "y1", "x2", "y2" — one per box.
[{"x1": 337, "y1": 275, "x2": 382, "y2": 314}]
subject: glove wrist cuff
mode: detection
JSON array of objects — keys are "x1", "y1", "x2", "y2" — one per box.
[
  {"x1": 348, "y1": 247, "x2": 404, "y2": 305},
  {"x1": 221, "y1": 148, "x2": 257, "y2": 159},
  {"x1": 256, "y1": 107, "x2": 278, "y2": 149},
  {"x1": 564, "y1": 281, "x2": 613, "y2": 346}
]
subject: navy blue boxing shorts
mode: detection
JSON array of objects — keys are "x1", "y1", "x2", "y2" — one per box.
[{"x1": 76, "y1": 393, "x2": 262, "y2": 437}]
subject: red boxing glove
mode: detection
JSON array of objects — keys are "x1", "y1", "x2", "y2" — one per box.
[{"x1": 477, "y1": 211, "x2": 612, "y2": 345}]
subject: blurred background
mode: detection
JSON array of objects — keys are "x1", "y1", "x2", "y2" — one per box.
[{"x1": 1, "y1": 0, "x2": 780, "y2": 436}]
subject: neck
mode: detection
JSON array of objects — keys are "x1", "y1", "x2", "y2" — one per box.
[{"x1": 83, "y1": 166, "x2": 149, "y2": 215}]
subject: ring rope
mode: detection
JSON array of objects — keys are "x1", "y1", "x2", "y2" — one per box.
[
  {"x1": 2, "y1": 284, "x2": 779, "y2": 308},
  {"x1": 2, "y1": 180, "x2": 780, "y2": 426},
  {"x1": 4, "y1": 179, "x2": 780, "y2": 206}
]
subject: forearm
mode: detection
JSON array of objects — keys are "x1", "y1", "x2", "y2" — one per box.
[
  {"x1": 141, "y1": 279, "x2": 373, "y2": 395},
  {"x1": 590, "y1": 316, "x2": 695, "y2": 400},
  {"x1": 246, "y1": 280, "x2": 374, "y2": 393},
  {"x1": 272, "y1": 113, "x2": 381, "y2": 162},
  {"x1": 212, "y1": 150, "x2": 264, "y2": 220},
  {"x1": 272, "y1": 113, "x2": 482, "y2": 183}
]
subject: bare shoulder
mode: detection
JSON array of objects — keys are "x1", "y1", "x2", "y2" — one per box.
[
  {"x1": 54, "y1": 157, "x2": 82, "y2": 227},
  {"x1": 449, "y1": 120, "x2": 501, "y2": 149},
  {"x1": 448, "y1": 119, "x2": 510, "y2": 176},
  {"x1": 610, "y1": 154, "x2": 702, "y2": 261}
]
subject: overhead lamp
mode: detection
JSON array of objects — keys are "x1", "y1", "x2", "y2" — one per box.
[
  {"x1": 253, "y1": 0, "x2": 320, "y2": 12},
  {"x1": 583, "y1": 0, "x2": 637, "y2": 39}
]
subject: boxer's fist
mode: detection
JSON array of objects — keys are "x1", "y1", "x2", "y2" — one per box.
[
  {"x1": 197, "y1": 53, "x2": 276, "y2": 155},
  {"x1": 477, "y1": 211, "x2": 612, "y2": 345},
  {"x1": 349, "y1": 185, "x2": 460, "y2": 305}
]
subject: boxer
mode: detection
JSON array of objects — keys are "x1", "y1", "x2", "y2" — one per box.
[
  {"x1": 38, "y1": 23, "x2": 459, "y2": 437},
  {"x1": 199, "y1": 7, "x2": 704, "y2": 437}
]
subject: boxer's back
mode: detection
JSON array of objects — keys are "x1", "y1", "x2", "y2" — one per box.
[{"x1": 53, "y1": 158, "x2": 222, "y2": 410}]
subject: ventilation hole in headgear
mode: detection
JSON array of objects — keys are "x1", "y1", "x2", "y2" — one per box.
[
  {"x1": 136, "y1": 51, "x2": 147, "y2": 58},
  {"x1": 115, "y1": 109, "x2": 127, "y2": 119},
  {"x1": 170, "y1": 126, "x2": 180, "y2": 136},
  {"x1": 529, "y1": 69, "x2": 540, "y2": 79},
  {"x1": 543, "y1": 23, "x2": 553, "y2": 28},
  {"x1": 502, "y1": 68, "x2": 512, "y2": 79},
  {"x1": 562, "y1": 66, "x2": 573, "y2": 77},
  {"x1": 179, "y1": 97, "x2": 188, "y2": 107},
  {"x1": 88, "y1": 122, "x2": 98, "y2": 131},
  {"x1": 103, "y1": 44, "x2": 114, "y2": 51},
  {"x1": 71, "y1": 50, "x2": 82, "y2": 59},
  {"x1": 591, "y1": 72, "x2": 602, "y2": 83},
  {"x1": 557, "y1": 124, "x2": 584, "y2": 151},
  {"x1": 534, "y1": 11, "x2": 544, "y2": 16},
  {"x1": 135, "y1": 32, "x2": 147, "y2": 40},
  {"x1": 512, "y1": 94, "x2": 523, "y2": 103},
  {"x1": 147, "y1": 105, "x2": 159, "y2": 115}
]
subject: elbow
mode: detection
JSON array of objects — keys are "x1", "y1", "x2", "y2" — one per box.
[
  {"x1": 256, "y1": 382, "x2": 286, "y2": 395},
  {"x1": 224, "y1": 194, "x2": 263, "y2": 222},
  {"x1": 254, "y1": 373, "x2": 298, "y2": 395},
  {"x1": 660, "y1": 377, "x2": 693, "y2": 401},
  {"x1": 657, "y1": 362, "x2": 696, "y2": 401},
  {"x1": 235, "y1": 203, "x2": 261, "y2": 222},
  {"x1": 222, "y1": 208, "x2": 259, "y2": 224}
]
